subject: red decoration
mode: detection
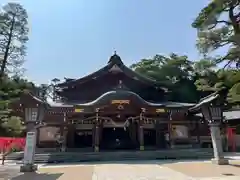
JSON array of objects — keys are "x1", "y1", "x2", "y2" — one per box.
[
  {"x1": 0, "y1": 137, "x2": 25, "y2": 153},
  {"x1": 227, "y1": 127, "x2": 236, "y2": 152}
]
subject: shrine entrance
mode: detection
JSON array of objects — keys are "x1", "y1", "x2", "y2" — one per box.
[
  {"x1": 144, "y1": 129, "x2": 156, "y2": 147},
  {"x1": 101, "y1": 127, "x2": 137, "y2": 150},
  {"x1": 73, "y1": 130, "x2": 92, "y2": 148}
]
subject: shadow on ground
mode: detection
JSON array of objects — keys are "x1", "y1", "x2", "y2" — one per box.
[{"x1": 10, "y1": 172, "x2": 62, "y2": 180}]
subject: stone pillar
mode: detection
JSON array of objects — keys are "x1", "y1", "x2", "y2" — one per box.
[
  {"x1": 209, "y1": 123, "x2": 228, "y2": 165},
  {"x1": 139, "y1": 125, "x2": 144, "y2": 150}
]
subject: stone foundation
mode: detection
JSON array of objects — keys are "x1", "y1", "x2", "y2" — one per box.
[
  {"x1": 20, "y1": 164, "x2": 38, "y2": 172},
  {"x1": 211, "y1": 158, "x2": 229, "y2": 165}
]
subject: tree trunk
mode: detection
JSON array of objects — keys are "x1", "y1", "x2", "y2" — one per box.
[{"x1": 0, "y1": 17, "x2": 15, "y2": 79}]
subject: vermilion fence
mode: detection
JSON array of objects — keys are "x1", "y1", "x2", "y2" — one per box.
[{"x1": 0, "y1": 137, "x2": 25, "y2": 152}]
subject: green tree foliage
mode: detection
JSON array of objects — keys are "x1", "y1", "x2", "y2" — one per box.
[
  {"x1": 192, "y1": 1, "x2": 240, "y2": 103},
  {"x1": 1, "y1": 116, "x2": 24, "y2": 136},
  {"x1": 0, "y1": 75, "x2": 35, "y2": 136},
  {"x1": 131, "y1": 54, "x2": 199, "y2": 102},
  {"x1": 194, "y1": 58, "x2": 219, "y2": 92},
  {"x1": 0, "y1": 2, "x2": 29, "y2": 78},
  {"x1": 192, "y1": 0, "x2": 240, "y2": 68},
  {"x1": 131, "y1": 54, "x2": 240, "y2": 104},
  {"x1": 0, "y1": 3, "x2": 31, "y2": 136}
]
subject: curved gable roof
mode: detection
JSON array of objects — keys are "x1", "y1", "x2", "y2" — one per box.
[
  {"x1": 57, "y1": 53, "x2": 167, "y2": 91},
  {"x1": 75, "y1": 90, "x2": 195, "y2": 108}
]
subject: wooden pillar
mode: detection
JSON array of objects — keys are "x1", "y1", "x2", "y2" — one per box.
[
  {"x1": 94, "y1": 125, "x2": 100, "y2": 152},
  {"x1": 139, "y1": 125, "x2": 144, "y2": 150},
  {"x1": 133, "y1": 121, "x2": 138, "y2": 147},
  {"x1": 99, "y1": 122, "x2": 103, "y2": 143},
  {"x1": 155, "y1": 121, "x2": 161, "y2": 148},
  {"x1": 94, "y1": 108, "x2": 100, "y2": 152},
  {"x1": 139, "y1": 109, "x2": 145, "y2": 151},
  {"x1": 196, "y1": 122, "x2": 201, "y2": 147},
  {"x1": 67, "y1": 124, "x2": 75, "y2": 148},
  {"x1": 92, "y1": 125, "x2": 95, "y2": 148},
  {"x1": 128, "y1": 121, "x2": 133, "y2": 142},
  {"x1": 168, "y1": 122, "x2": 173, "y2": 148},
  {"x1": 62, "y1": 113, "x2": 67, "y2": 151},
  {"x1": 186, "y1": 122, "x2": 192, "y2": 147}
]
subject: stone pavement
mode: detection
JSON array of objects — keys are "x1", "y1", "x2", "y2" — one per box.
[{"x1": 2, "y1": 160, "x2": 240, "y2": 180}]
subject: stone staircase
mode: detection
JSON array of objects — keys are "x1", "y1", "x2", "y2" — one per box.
[
  {"x1": 1, "y1": 148, "x2": 214, "y2": 164},
  {"x1": 1, "y1": 152, "x2": 24, "y2": 161}
]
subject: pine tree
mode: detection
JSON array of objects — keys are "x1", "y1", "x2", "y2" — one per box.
[{"x1": 0, "y1": 3, "x2": 29, "y2": 78}]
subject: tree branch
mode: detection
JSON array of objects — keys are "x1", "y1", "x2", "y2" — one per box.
[
  {"x1": 229, "y1": 4, "x2": 240, "y2": 33},
  {"x1": 208, "y1": 20, "x2": 232, "y2": 30},
  {"x1": 216, "y1": 20, "x2": 232, "y2": 25}
]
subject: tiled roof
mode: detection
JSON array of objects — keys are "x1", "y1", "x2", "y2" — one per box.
[
  {"x1": 188, "y1": 92, "x2": 219, "y2": 112},
  {"x1": 196, "y1": 110, "x2": 240, "y2": 120}
]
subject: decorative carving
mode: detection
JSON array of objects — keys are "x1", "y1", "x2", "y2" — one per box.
[
  {"x1": 109, "y1": 64, "x2": 123, "y2": 73},
  {"x1": 117, "y1": 104, "x2": 124, "y2": 110}
]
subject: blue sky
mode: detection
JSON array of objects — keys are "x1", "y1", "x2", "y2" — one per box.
[{"x1": 2, "y1": 0, "x2": 210, "y2": 84}]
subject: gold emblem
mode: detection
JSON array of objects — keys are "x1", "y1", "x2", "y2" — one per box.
[
  {"x1": 111, "y1": 100, "x2": 130, "y2": 104},
  {"x1": 156, "y1": 108, "x2": 165, "y2": 113},
  {"x1": 75, "y1": 108, "x2": 84, "y2": 113}
]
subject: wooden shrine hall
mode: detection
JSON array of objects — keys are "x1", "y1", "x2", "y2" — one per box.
[{"x1": 12, "y1": 53, "x2": 228, "y2": 155}]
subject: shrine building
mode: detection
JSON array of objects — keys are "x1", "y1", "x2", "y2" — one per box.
[{"x1": 13, "y1": 53, "x2": 227, "y2": 152}]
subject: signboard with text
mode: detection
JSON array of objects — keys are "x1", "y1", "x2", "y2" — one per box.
[{"x1": 23, "y1": 131, "x2": 36, "y2": 164}]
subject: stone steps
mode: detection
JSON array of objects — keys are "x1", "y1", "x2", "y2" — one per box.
[
  {"x1": 2, "y1": 148, "x2": 214, "y2": 164},
  {"x1": 1, "y1": 152, "x2": 24, "y2": 160}
]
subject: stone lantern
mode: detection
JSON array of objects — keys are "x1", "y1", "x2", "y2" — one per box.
[
  {"x1": 20, "y1": 103, "x2": 47, "y2": 172},
  {"x1": 189, "y1": 91, "x2": 229, "y2": 165},
  {"x1": 201, "y1": 104, "x2": 229, "y2": 165}
]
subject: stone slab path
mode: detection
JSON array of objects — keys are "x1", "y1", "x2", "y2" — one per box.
[{"x1": 2, "y1": 160, "x2": 240, "y2": 180}]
